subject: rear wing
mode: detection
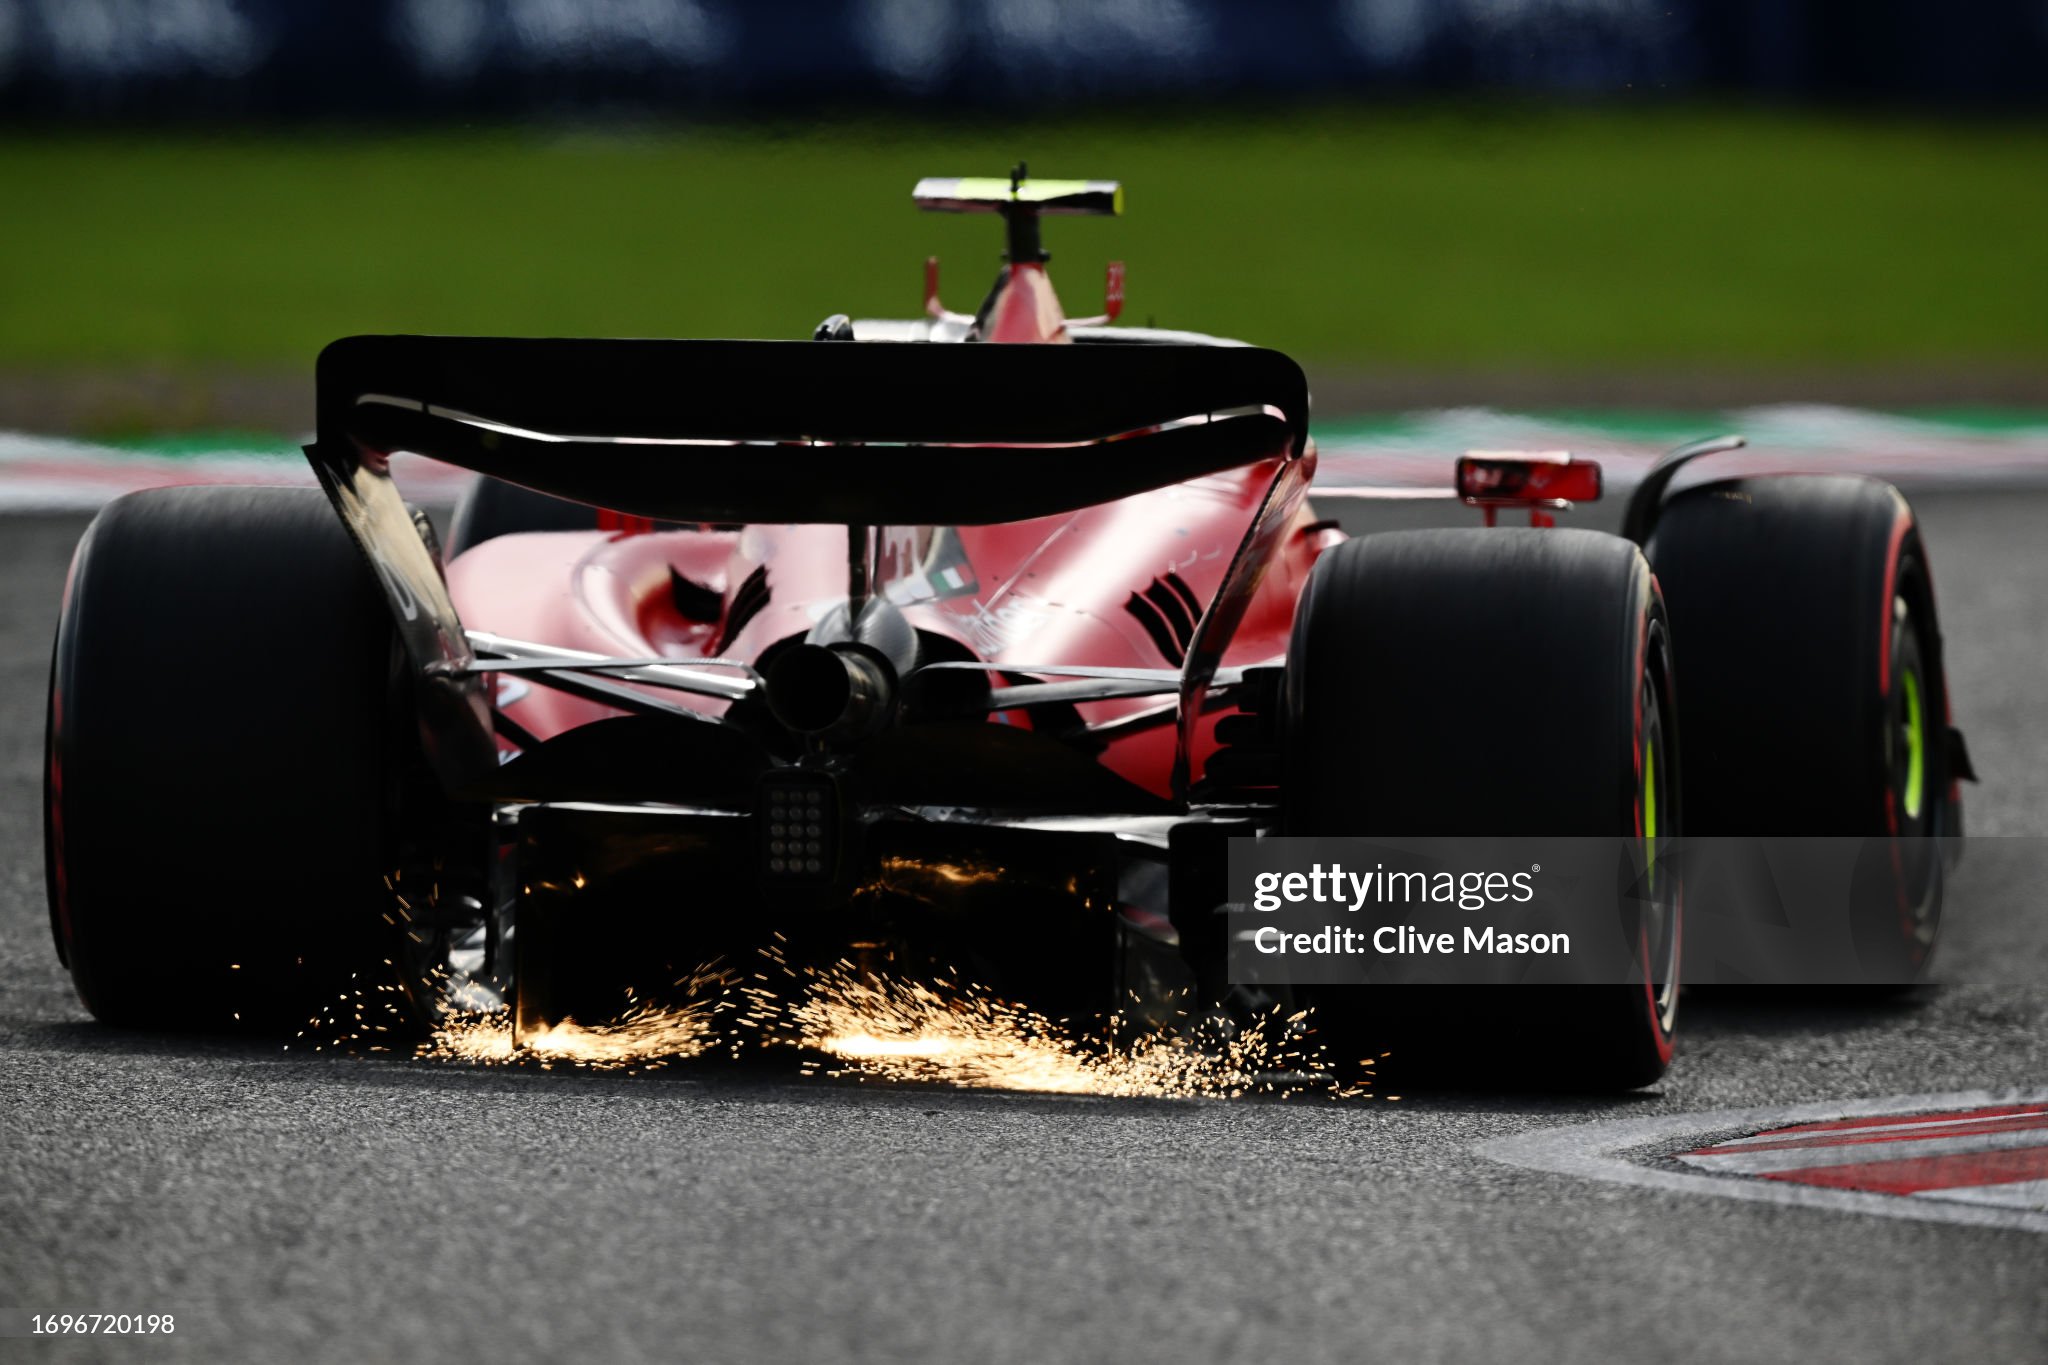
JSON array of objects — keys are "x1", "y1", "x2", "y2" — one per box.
[
  {"x1": 313, "y1": 336, "x2": 1304, "y2": 525},
  {"x1": 303, "y1": 336, "x2": 1309, "y2": 796}
]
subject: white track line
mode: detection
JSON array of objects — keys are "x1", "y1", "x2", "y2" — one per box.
[{"x1": 1476, "y1": 1088, "x2": 2048, "y2": 1234}]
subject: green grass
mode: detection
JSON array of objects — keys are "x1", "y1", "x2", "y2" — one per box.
[{"x1": 2, "y1": 107, "x2": 2044, "y2": 371}]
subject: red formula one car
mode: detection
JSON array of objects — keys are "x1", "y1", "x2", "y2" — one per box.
[{"x1": 44, "y1": 170, "x2": 1966, "y2": 1088}]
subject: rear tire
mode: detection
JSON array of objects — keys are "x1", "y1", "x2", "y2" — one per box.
[
  {"x1": 1647, "y1": 475, "x2": 1953, "y2": 980},
  {"x1": 45, "y1": 486, "x2": 415, "y2": 1030},
  {"x1": 1282, "y1": 529, "x2": 1680, "y2": 1090}
]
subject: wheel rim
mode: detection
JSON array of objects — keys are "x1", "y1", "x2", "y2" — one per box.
[
  {"x1": 1895, "y1": 603, "x2": 1927, "y2": 824},
  {"x1": 1888, "y1": 591, "x2": 1940, "y2": 938},
  {"x1": 1640, "y1": 652, "x2": 1680, "y2": 1039}
]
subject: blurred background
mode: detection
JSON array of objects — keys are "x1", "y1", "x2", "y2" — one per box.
[{"x1": 0, "y1": 0, "x2": 2043, "y2": 501}]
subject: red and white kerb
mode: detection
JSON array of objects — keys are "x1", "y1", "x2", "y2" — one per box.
[{"x1": 1677, "y1": 1101, "x2": 2048, "y2": 1210}]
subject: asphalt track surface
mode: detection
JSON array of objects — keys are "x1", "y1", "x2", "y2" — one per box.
[{"x1": 4, "y1": 490, "x2": 2047, "y2": 1364}]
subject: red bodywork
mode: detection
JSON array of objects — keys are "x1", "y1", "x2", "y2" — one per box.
[
  {"x1": 451, "y1": 468, "x2": 1337, "y2": 798},
  {"x1": 444, "y1": 252, "x2": 1342, "y2": 797}
]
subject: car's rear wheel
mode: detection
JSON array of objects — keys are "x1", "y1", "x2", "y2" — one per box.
[
  {"x1": 1646, "y1": 475, "x2": 1956, "y2": 980},
  {"x1": 1282, "y1": 528, "x2": 1679, "y2": 1090},
  {"x1": 45, "y1": 486, "x2": 420, "y2": 1030}
]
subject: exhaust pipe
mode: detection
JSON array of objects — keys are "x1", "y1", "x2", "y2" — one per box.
[{"x1": 765, "y1": 643, "x2": 896, "y2": 741}]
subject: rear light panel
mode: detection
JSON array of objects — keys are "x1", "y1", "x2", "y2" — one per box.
[{"x1": 758, "y1": 771, "x2": 840, "y2": 885}]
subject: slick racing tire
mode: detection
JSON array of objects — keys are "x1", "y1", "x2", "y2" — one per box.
[
  {"x1": 46, "y1": 486, "x2": 416, "y2": 1030},
  {"x1": 445, "y1": 475, "x2": 605, "y2": 558},
  {"x1": 1646, "y1": 475, "x2": 1957, "y2": 981},
  {"x1": 1282, "y1": 529, "x2": 1679, "y2": 1091}
]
